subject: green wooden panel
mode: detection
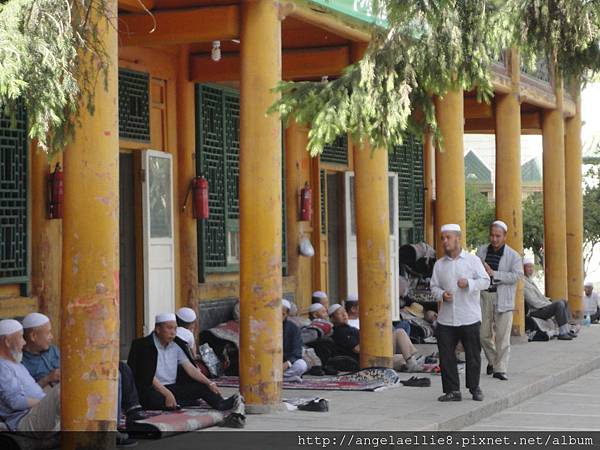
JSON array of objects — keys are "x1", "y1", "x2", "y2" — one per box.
[
  {"x1": 321, "y1": 135, "x2": 348, "y2": 165},
  {"x1": 0, "y1": 100, "x2": 29, "y2": 285},
  {"x1": 320, "y1": 169, "x2": 327, "y2": 235},
  {"x1": 118, "y1": 69, "x2": 150, "y2": 142}
]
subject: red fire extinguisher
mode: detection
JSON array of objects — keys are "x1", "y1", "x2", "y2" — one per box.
[
  {"x1": 190, "y1": 176, "x2": 209, "y2": 219},
  {"x1": 300, "y1": 182, "x2": 312, "y2": 222},
  {"x1": 47, "y1": 163, "x2": 64, "y2": 219}
]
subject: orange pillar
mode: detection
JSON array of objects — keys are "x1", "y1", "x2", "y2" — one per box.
[
  {"x1": 434, "y1": 89, "x2": 466, "y2": 255},
  {"x1": 564, "y1": 85, "x2": 584, "y2": 320},
  {"x1": 495, "y1": 49, "x2": 525, "y2": 337},
  {"x1": 60, "y1": 0, "x2": 119, "y2": 444},
  {"x1": 542, "y1": 82, "x2": 568, "y2": 300},
  {"x1": 239, "y1": 0, "x2": 283, "y2": 413},
  {"x1": 423, "y1": 131, "x2": 435, "y2": 246}
]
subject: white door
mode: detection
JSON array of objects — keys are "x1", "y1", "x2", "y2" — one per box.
[
  {"x1": 142, "y1": 150, "x2": 175, "y2": 334},
  {"x1": 344, "y1": 172, "x2": 400, "y2": 320}
]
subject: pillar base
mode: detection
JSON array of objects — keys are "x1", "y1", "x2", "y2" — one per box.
[
  {"x1": 245, "y1": 402, "x2": 286, "y2": 415},
  {"x1": 510, "y1": 335, "x2": 528, "y2": 345}
]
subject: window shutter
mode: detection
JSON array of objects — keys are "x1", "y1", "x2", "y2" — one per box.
[
  {"x1": 321, "y1": 135, "x2": 349, "y2": 165},
  {"x1": 118, "y1": 69, "x2": 151, "y2": 142}
]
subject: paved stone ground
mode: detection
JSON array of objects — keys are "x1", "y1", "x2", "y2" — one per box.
[{"x1": 135, "y1": 325, "x2": 600, "y2": 448}]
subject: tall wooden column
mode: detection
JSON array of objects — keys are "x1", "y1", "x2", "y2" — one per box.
[
  {"x1": 542, "y1": 83, "x2": 568, "y2": 300},
  {"x1": 354, "y1": 143, "x2": 393, "y2": 368},
  {"x1": 495, "y1": 49, "x2": 525, "y2": 337},
  {"x1": 423, "y1": 131, "x2": 435, "y2": 246},
  {"x1": 564, "y1": 85, "x2": 584, "y2": 319},
  {"x1": 434, "y1": 89, "x2": 466, "y2": 254},
  {"x1": 60, "y1": 0, "x2": 119, "y2": 444},
  {"x1": 176, "y1": 45, "x2": 199, "y2": 311},
  {"x1": 239, "y1": 0, "x2": 283, "y2": 413}
]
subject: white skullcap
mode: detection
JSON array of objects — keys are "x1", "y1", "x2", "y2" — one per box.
[
  {"x1": 0, "y1": 319, "x2": 23, "y2": 337},
  {"x1": 176, "y1": 327, "x2": 194, "y2": 347},
  {"x1": 492, "y1": 220, "x2": 508, "y2": 232},
  {"x1": 309, "y1": 303, "x2": 325, "y2": 313},
  {"x1": 176, "y1": 307, "x2": 197, "y2": 323},
  {"x1": 22, "y1": 312, "x2": 50, "y2": 329},
  {"x1": 346, "y1": 294, "x2": 358, "y2": 303},
  {"x1": 523, "y1": 256, "x2": 535, "y2": 265},
  {"x1": 328, "y1": 304, "x2": 343, "y2": 316},
  {"x1": 312, "y1": 291, "x2": 327, "y2": 299},
  {"x1": 155, "y1": 313, "x2": 176, "y2": 324},
  {"x1": 585, "y1": 280, "x2": 594, "y2": 287},
  {"x1": 441, "y1": 224, "x2": 461, "y2": 233},
  {"x1": 282, "y1": 299, "x2": 291, "y2": 310}
]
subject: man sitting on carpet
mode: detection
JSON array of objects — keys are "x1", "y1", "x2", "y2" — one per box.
[
  {"x1": 0, "y1": 319, "x2": 59, "y2": 432},
  {"x1": 311, "y1": 291, "x2": 329, "y2": 309},
  {"x1": 584, "y1": 281, "x2": 600, "y2": 323},
  {"x1": 345, "y1": 295, "x2": 360, "y2": 329},
  {"x1": 523, "y1": 259, "x2": 576, "y2": 340},
  {"x1": 282, "y1": 300, "x2": 308, "y2": 382},
  {"x1": 329, "y1": 304, "x2": 423, "y2": 371},
  {"x1": 301, "y1": 303, "x2": 334, "y2": 344},
  {"x1": 176, "y1": 307, "x2": 198, "y2": 357},
  {"x1": 20, "y1": 312, "x2": 146, "y2": 424},
  {"x1": 127, "y1": 313, "x2": 238, "y2": 411}
]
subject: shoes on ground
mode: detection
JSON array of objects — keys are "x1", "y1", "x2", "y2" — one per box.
[
  {"x1": 558, "y1": 333, "x2": 573, "y2": 340},
  {"x1": 116, "y1": 432, "x2": 138, "y2": 448},
  {"x1": 400, "y1": 376, "x2": 431, "y2": 387},
  {"x1": 470, "y1": 387, "x2": 484, "y2": 401},
  {"x1": 125, "y1": 407, "x2": 145, "y2": 424},
  {"x1": 493, "y1": 372, "x2": 508, "y2": 381},
  {"x1": 486, "y1": 364, "x2": 494, "y2": 375},
  {"x1": 438, "y1": 391, "x2": 462, "y2": 402}
]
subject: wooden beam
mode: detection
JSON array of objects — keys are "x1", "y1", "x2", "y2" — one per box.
[
  {"x1": 464, "y1": 97, "x2": 494, "y2": 119},
  {"x1": 289, "y1": 3, "x2": 371, "y2": 42},
  {"x1": 119, "y1": 0, "x2": 154, "y2": 13},
  {"x1": 119, "y1": 6, "x2": 239, "y2": 46},
  {"x1": 190, "y1": 46, "x2": 350, "y2": 82},
  {"x1": 465, "y1": 112, "x2": 541, "y2": 134}
]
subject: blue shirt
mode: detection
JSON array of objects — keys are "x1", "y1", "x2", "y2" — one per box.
[
  {"x1": 0, "y1": 358, "x2": 45, "y2": 431},
  {"x1": 282, "y1": 319, "x2": 303, "y2": 364},
  {"x1": 22, "y1": 345, "x2": 60, "y2": 382}
]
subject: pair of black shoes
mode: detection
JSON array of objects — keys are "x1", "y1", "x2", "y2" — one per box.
[
  {"x1": 487, "y1": 364, "x2": 508, "y2": 381},
  {"x1": 438, "y1": 387, "x2": 483, "y2": 402}
]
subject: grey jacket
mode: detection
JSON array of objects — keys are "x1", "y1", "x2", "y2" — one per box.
[
  {"x1": 523, "y1": 276, "x2": 552, "y2": 311},
  {"x1": 476, "y1": 244, "x2": 523, "y2": 312}
]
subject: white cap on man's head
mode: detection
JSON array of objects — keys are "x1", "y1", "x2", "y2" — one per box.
[
  {"x1": 312, "y1": 291, "x2": 327, "y2": 299},
  {"x1": 346, "y1": 293, "x2": 358, "y2": 303},
  {"x1": 176, "y1": 327, "x2": 194, "y2": 347},
  {"x1": 176, "y1": 307, "x2": 197, "y2": 323},
  {"x1": 155, "y1": 313, "x2": 176, "y2": 325},
  {"x1": 0, "y1": 319, "x2": 23, "y2": 337},
  {"x1": 328, "y1": 304, "x2": 342, "y2": 316},
  {"x1": 585, "y1": 280, "x2": 594, "y2": 288},
  {"x1": 523, "y1": 256, "x2": 535, "y2": 266},
  {"x1": 440, "y1": 224, "x2": 461, "y2": 233},
  {"x1": 282, "y1": 299, "x2": 292, "y2": 310},
  {"x1": 492, "y1": 220, "x2": 508, "y2": 232},
  {"x1": 22, "y1": 312, "x2": 50, "y2": 329},
  {"x1": 309, "y1": 303, "x2": 325, "y2": 313}
]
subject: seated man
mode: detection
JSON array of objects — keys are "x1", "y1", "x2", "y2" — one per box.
[
  {"x1": 523, "y1": 258, "x2": 575, "y2": 340},
  {"x1": 20, "y1": 312, "x2": 145, "y2": 423},
  {"x1": 301, "y1": 303, "x2": 333, "y2": 344},
  {"x1": 282, "y1": 300, "x2": 308, "y2": 382},
  {"x1": 583, "y1": 281, "x2": 600, "y2": 323},
  {"x1": 176, "y1": 307, "x2": 197, "y2": 356},
  {"x1": 127, "y1": 313, "x2": 237, "y2": 411},
  {"x1": 311, "y1": 291, "x2": 329, "y2": 309},
  {"x1": 345, "y1": 295, "x2": 360, "y2": 329},
  {"x1": 328, "y1": 304, "x2": 423, "y2": 371},
  {"x1": 0, "y1": 319, "x2": 59, "y2": 432}
]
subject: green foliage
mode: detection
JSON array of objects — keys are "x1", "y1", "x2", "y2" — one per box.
[
  {"x1": 465, "y1": 182, "x2": 495, "y2": 250},
  {"x1": 270, "y1": 0, "x2": 600, "y2": 156},
  {"x1": 583, "y1": 152, "x2": 600, "y2": 276},
  {"x1": 522, "y1": 192, "x2": 545, "y2": 263},
  {"x1": 0, "y1": 0, "x2": 109, "y2": 156}
]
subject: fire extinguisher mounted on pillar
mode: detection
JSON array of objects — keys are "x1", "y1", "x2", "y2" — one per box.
[
  {"x1": 183, "y1": 176, "x2": 210, "y2": 220},
  {"x1": 47, "y1": 163, "x2": 64, "y2": 220},
  {"x1": 300, "y1": 182, "x2": 312, "y2": 222}
]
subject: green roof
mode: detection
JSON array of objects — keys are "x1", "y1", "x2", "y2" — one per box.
[
  {"x1": 464, "y1": 151, "x2": 492, "y2": 183},
  {"x1": 521, "y1": 157, "x2": 542, "y2": 183},
  {"x1": 305, "y1": 0, "x2": 383, "y2": 26}
]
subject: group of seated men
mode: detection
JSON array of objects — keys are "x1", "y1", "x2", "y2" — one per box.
[{"x1": 0, "y1": 307, "x2": 239, "y2": 436}]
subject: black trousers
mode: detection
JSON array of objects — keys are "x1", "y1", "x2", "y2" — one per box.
[
  {"x1": 530, "y1": 300, "x2": 568, "y2": 327},
  {"x1": 436, "y1": 322, "x2": 481, "y2": 394},
  {"x1": 139, "y1": 377, "x2": 228, "y2": 411},
  {"x1": 119, "y1": 361, "x2": 142, "y2": 413}
]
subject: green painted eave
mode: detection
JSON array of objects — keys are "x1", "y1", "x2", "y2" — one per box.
[{"x1": 297, "y1": 0, "x2": 385, "y2": 29}]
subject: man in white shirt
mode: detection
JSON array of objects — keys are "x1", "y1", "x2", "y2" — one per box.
[
  {"x1": 431, "y1": 224, "x2": 490, "y2": 402},
  {"x1": 344, "y1": 295, "x2": 360, "y2": 329},
  {"x1": 584, "y1": 281, "x2": 600, "y2": 323}
]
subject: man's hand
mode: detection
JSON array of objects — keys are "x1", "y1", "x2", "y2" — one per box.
[
  {"x1": 442, "y1": 291, "x2": 453, "y2": 302},
  {"x1": 49, "y1": 369, "x2": 60, "y2": 384},
  {"x1": 163, "y1": 390, "x2": 177, "y2": 409},
  {"x1": 282, "y1": 361, "x2": 290, "y2": 371},
  {"x1": 483, "y1": 262, "x2": 494, "y2": 277},
  {"x1": 207, "y1": 381, "x2": 221, "y2": 396},
  {"x1": 457, "y1": 278, "x2": 469, "y2": 289}
]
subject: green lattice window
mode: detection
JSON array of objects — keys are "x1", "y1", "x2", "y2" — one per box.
[
  {"x1": 196, "y1": 84, "x2": 286, "y2": 279},
  {"x1": 119, "y1": 69, "x2": 150, "y2": 142},
  {"x1": 0, "y1": 101, "x2": 29, "y2": 285},
  {"x1": 321, "y1": 135, "x2": 348, "y2": 165},
  {"x1": 389, "y1": 134, "x2": 424, "y2": 245}
]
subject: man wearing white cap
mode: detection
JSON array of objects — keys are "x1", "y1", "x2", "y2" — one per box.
[
  {"x1": 431, "y1": 224, "x2": 490, "y2": 402},
  {"x1": 0, "y1": 319, "x2": 60, "y2": 432},
  {"x1": 127, "y1": 313, "x2": 238, "y2": 411},
  {"x1": 476, "y1": 220, "x2": 523, "y2": 381},
  {"x1": 344, "y1": 294, "x2": 360, "y2": 329},
  {"x1": 282, "y1": 300, "x2": 308, "y2": 382},
  {"x1": 311, "y1": 291, "x2": 329, "y2": 309},
  {"x1": 176, "y1": 307, "x2": 197, "y2": 356},
  {"x1": 583, "y1": 281, "x2": 600, "y2": 323},
  {"x1": 523, "y1": 258, "x2": 575, "y2": 339},
  {"x1": 21, "y1": 313, "x2": 60, "y2": 388}
]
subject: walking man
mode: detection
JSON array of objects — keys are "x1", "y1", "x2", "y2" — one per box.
[
  {"x1": 477, "y1": 220, "x2": 523, "y2": 381},
  {"x1": 431, "y1": 224, "x2": 490, "y2": 402}
]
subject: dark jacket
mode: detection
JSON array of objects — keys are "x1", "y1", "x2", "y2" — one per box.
[
  {"x1": 127, "y1": 333, "x2": 195, "y2": 392},
  {"x1": 283, "y1": 319, "x2": 303, "y2": 364}
]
